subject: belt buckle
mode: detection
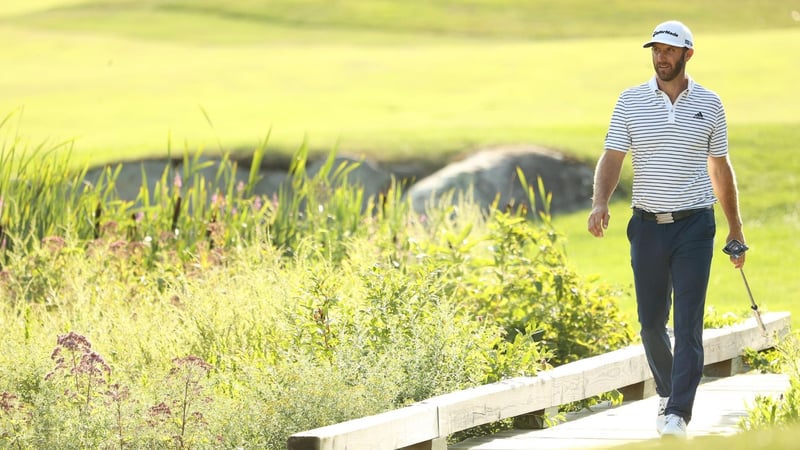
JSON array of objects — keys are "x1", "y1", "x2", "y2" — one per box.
[{"x1": 655, "y1": 212, "x2": 674, "y2": 224}]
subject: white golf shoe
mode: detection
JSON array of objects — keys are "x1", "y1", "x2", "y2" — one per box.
[
  {"x1": 660, "y1": 414, "x2": 687, "y2": 438},
  {"x1": 656, "y1": 397, "x2": 669, "y2": 434}
]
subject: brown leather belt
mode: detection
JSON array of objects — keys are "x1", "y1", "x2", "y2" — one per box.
[{"x1": 632, "y1": 206, "x2": 712, "y2": 224}]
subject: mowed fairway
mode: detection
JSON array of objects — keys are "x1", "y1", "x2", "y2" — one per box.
[
  {"x1": 1, "y1": 1, "x2": 799, "y2": 326},
  {"x1": 2, "y1": 1, "x2": 798, "y2": 162}
]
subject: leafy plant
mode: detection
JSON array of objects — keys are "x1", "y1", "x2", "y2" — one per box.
[
  {"x1": 741, "y1": 332, "x2": 800, "y2": 430},
  {"x1": 0, "y1": 133, "x2": 638, "y2": 448}
]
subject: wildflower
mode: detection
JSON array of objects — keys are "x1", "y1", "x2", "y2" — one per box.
[
  {"x1": 79, "y1": 351, "x2": 112, "y2": 378},
  {"x1": 191, "y1": 410, "x2": 206, "y2": 424},
  {"x1": 101, "y1": 220, "x2": 120, "y2": 236},
  {"x1": 159, "y1": 231, "x2": 175, "y2": 243},
  {"x1": 0, "y1": 391, "x2": 19, "y2": 413},
  {"x1": 171, "y1": 355, "x2": 212, "y2": 373},
  {"x1": 41, "y1": 236, "x2": 66, "y2": 253},
  {"x1": 173, "y1": 173, "x2": 183, "y2": 190},
  {"x1": 211, "y1": 192, "x2": 224, "y2": 209},
  {"x1": 48, "y1": 332, "x2": 110, "y2": 379},
  {"x1": 105, "y1": 383, "x2": 130, "y2": 403},
  {"x1": 147, "y1": 401, "x2": 172, "y2": 426},
  {"x1": 237, "y1": 180, "x2": 245, "y2": 195},
  {"x1": 109, "y1": 239, "x2": 128, "y2": 252},
  {"x1": 56, "y1": 332, "x2": 92, "y2": 354}
]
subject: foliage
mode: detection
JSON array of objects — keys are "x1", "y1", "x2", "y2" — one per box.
[
  {"x1": 742, "y1": 347, "x2": 783, "y2": 375},
  {"x1": 0, "y1": 133, "x2": 635, "y2": 448},
  {"x1": 704, "y1": 306, "x2": 745, "y2": 329},
  {"x1": 740, "y1": 332, "x2": 800, "y2": 432}
]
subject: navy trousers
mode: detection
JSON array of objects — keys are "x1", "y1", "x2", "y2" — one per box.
[{"x1": 627, "y1": 208, "x2": 716, "y2": 423}]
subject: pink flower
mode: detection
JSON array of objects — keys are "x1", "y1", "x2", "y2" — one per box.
[
  {"x1": 0, "y1": 391, "x2": 19, "y2": 413},
  {"x1": 56, "y1": 332, "x2": 92, "y2": 353},
  {"x1": 171, "y1": 355, "x2": 212, "y2": 373}
]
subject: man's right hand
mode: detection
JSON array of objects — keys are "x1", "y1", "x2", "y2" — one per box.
[
  {"x1": 588, "y1": 205, "x2": 611, "y2": 237},
  {"x1": 587, "y1": 150, "x2": 625, "y2": 238}
]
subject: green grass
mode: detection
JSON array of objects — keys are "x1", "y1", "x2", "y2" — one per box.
[{"x1": 1, "y1": 1, "x2": 798, "y2": 167}]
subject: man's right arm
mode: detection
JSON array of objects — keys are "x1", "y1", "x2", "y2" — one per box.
[{"x1": 587, "y1": 149, "x2": 626, "y2": 237}]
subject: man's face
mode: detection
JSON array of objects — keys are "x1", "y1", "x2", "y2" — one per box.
[{"x1": 650, "y1": 43, "x2": 690, "y2": 82}]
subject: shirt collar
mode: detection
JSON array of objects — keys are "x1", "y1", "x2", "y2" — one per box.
[{"x1": 649, "y1": 75, "x2": 695, "y2": 94}]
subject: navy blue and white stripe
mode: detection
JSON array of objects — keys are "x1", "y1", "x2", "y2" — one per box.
[{"x1": 605, "y1": 76, "x2": 727, "y2": 212}]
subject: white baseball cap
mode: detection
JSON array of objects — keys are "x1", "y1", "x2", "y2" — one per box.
[{"x1": 643, "y1": 20, "x2": 694, "y2": 49}]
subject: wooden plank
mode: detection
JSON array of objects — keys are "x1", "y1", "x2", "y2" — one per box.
[
  {"x1": 421, "y1": 375, "x2": 555, "y2": 435},
  {"x1": 618, "y1": 378, "x2": 657, "y2": 401},
  {"x1": 548, "y1": 345, "x2": 653, "y2": 403},
  {"x1": 424, "y1": 346, "x2": 653, "y2": 436},
  {"x1": 703, "y1": 312, "x2": 790, "y2": 365},
  {"x1": 286, "y1": 403, "x2": 438, "y2": 450}
]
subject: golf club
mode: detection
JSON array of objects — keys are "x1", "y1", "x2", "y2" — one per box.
[{"x1": 722, "y1": 239, "x2": 767, "y2": 336}]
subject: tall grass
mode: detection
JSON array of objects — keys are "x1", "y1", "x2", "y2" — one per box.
[{"x1": 0, "y1": 129, "x2": 636, "y2": 448}]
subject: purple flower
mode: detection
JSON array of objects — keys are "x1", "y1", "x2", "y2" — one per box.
[
  {"x1": 78, "y1": 351, "x2": 112, "y2": 377},
  {"x1": 56, "y1": 332, "x2": 92, "y2": 353},
  {"x1": 105, "y1": 383, "x2": 130, "y2": 402},
  {"x1": 0, "y1": 391, "x2": 20, "y2": 413},
  {"x1": 171, "y1": 355, "x2": 212, "y2": 373}
]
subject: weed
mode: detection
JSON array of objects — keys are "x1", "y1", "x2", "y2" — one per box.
[
  {"x1": 45, "y1": 332, "x2": 111, "y2": 415},
  {"x1": 741, "y1": 332, "x2": 800, "y2": 430},
  {"x1": 0, "y1": 391, "x2": 29, "y2": 450},
  {"x1": 160, "y1": 356, "x2": 214, "y2": 449}
]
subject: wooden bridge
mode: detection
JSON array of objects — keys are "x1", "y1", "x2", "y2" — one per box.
[{"x1": 287, "y1": 312, "x2": 792, "y2": 450}]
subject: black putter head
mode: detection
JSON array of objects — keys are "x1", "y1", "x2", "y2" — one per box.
[{"x1": 722, "y1": 239, "x2": 749, "y2": 258}]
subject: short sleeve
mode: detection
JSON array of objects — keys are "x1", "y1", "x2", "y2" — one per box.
[
  {"x1": 708, "y1": 98, "x2": 728, "y2": 157},
  {"x1": 604, "y1": 93, "x2": 631, "y2": 153}
]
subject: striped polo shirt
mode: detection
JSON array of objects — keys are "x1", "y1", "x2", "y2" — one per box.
[{"x1": 604, "y1": 76, "x2": 728, "y2": 212}]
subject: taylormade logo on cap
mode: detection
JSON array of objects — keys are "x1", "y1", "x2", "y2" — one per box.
[{"x1": 643, "y1": 20, "x2": 693, "y2": 49}]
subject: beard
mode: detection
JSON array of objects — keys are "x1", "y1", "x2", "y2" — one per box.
[{"x1": 654, "y1": 51, "x2": 687, "y2": 82}]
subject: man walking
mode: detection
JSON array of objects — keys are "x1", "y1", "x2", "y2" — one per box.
[{"x1": 587, "y1": 20, "x2": 746, "y2": 438}]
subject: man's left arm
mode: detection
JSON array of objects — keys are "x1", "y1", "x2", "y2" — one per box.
[{"x1": 708, "y1": 154, "x2": 746, "y2": 268}]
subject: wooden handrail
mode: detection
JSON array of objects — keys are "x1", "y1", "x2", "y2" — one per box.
[{"x1": 287, "y1": 311, "x2": 792, "y2": 450}]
